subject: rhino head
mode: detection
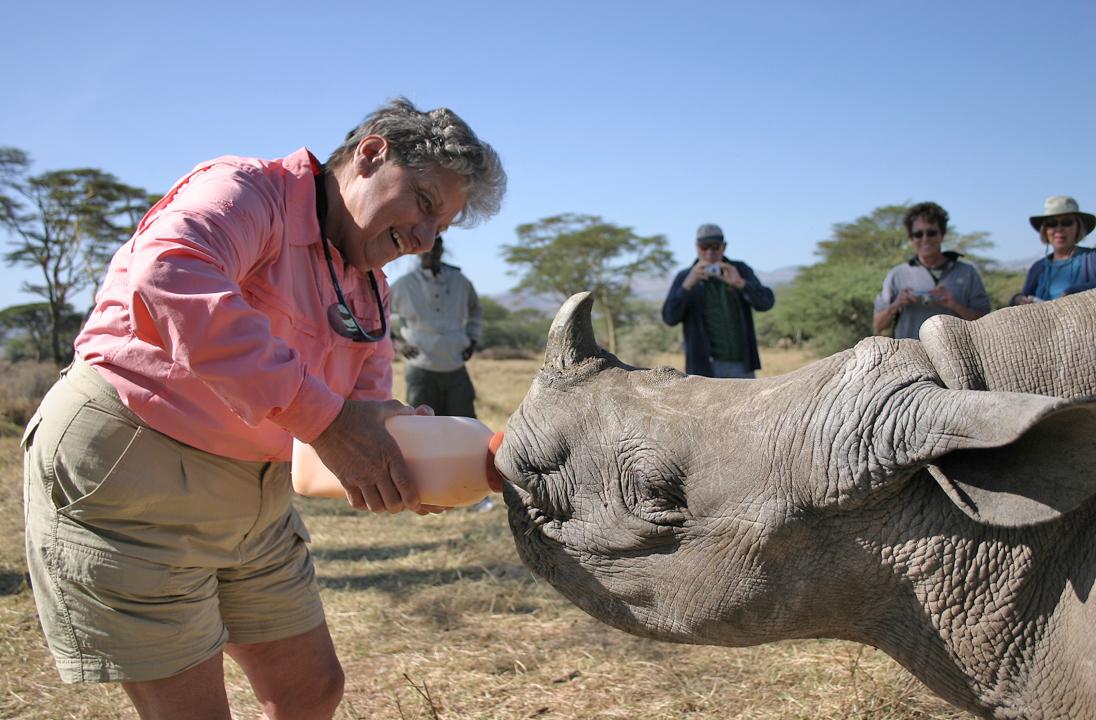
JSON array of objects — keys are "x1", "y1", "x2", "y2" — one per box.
[{"x1": 496, "y1": 291, "x2": 1096, "y2": 719}]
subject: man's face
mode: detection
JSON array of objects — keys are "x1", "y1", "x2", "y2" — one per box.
[
  {"x1": 337, "y1": 138, "x2": 467, "y2": 274},
  {"x1": 697, "y1": 238, "x2": 725, "y2": 265},
  {"x1": 909, "y1": 216, "x2": 943, "y2": 260}
]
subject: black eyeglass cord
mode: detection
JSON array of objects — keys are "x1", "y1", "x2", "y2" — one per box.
[{"x1": 312, "y1": 163, "x2": 387, "y2": 342}]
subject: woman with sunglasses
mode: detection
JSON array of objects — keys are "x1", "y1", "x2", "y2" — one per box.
[
  {"x1": 22, "y1": 98, "x2": 505, "y2": 719},
  {"x1": 1012, "y1": 196, "x2": 1096, "y2": 305}
]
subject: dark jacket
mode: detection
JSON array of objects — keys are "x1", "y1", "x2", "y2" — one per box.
[
  {"x1": 661, "y1": 258, "x2": 775, "y2": 376},
  {"x1": 1011, "y1": 246, "x2": 1096, "y2": 304}
]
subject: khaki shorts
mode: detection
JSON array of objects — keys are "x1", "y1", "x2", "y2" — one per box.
[{"x1": 22, "y1": 360, "x2": 325, "y2": 683}]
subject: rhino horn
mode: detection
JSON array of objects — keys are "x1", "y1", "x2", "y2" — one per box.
[{"x1": 544, "y1": 292, "x2": 601, "y2": 372}]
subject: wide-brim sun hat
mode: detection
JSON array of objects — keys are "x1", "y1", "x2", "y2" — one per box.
[{"x1": 1029, "y1": 195, "x2": 1095, "y2": 235}]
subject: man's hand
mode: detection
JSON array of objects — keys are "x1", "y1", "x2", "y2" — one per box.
[
  {"x1": 461, "y1": 339, "x2": 477, "y2": 361},
  {"x1": 928, "y1": 286, "x2": 987, "y2": 321},
  {"x1": 873, "y1": 287, "x2": 917, "y2": 334},
  {"x1": 929, "y1": 285, "x2": 955, "y2": 309},
  {"x1": 392, "y1": 336, "x2": 419, "y2": 360},
  {"x1": 718, "y1": 264, "x2": 747, "y2": 290},
  {"x1": 310, "y1": 399, "x2": 420, "y2": 513},
  {"x1": 682, "y1": 262, "x2": 714, "y2": 290}
]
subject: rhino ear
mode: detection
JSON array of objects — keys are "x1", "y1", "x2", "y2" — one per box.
[
  {"x1": 911, "y1": 394, "x2": 1096, "y2": 527},
  {"x1": 919, "y1": 293, "x2": 1096, "y2": 396},
  {"x1": 543, "y1": 291, "x2": 602, "y2": 372}
]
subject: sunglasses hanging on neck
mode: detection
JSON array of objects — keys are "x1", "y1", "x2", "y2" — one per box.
[{"x1": 312, "y1": 162, "x2": 388, "y2": 343}]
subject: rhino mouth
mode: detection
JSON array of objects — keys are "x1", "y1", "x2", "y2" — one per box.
[
  {"x1": 502, "y1": 482, "x2": 576, "y2": 587},
  {"x1": 503, "y1": 482, "x2": 565, "y2": 542}
]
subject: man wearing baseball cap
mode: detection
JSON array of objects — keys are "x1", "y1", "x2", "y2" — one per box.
[{"x1": 662, "y1": 223, "x2": 775, "y2": 378}]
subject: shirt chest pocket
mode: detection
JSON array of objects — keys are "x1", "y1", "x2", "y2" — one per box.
[
  {"x1": 245, "y1": 285, "x2": 326, "y2": 345},
  {"x1": 245, "y1": 285, "x2": 381, "y2": 397}
]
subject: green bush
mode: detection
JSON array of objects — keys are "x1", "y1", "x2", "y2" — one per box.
[
  {"x1": 982, "y1": 268, "x2": 1027, "y2": 309},
  {"x1": 615, "y1": 300, "x2": 680, "y2": 365}
]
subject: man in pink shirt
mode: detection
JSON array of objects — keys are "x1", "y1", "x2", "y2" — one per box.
[{"x1": 22, "y1": 97, "x2": 505, "y2": 719}]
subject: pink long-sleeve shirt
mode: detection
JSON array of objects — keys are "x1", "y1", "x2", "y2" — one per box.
[{"x1": 75, "y1": 147, "x2": 393, "y2": 462}]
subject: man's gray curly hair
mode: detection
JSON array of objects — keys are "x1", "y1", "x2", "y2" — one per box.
[{"x1": 327, "y1": 97, "x2": 506, "y2": 227}]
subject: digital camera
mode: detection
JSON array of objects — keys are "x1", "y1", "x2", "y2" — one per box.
[{"x1": 705, "y1": 264, "x2": 722, "y2": 275}]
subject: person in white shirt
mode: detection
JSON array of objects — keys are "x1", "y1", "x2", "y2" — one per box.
[{"x1": 390, "y1": 235, "x2": 482, "y2": 418}]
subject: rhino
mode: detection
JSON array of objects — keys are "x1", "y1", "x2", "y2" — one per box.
[{"x1": 494, "y1": 289, "x2": 1096, "y2": 720}]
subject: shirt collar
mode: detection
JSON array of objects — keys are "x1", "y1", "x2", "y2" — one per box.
[{"x1": 285, "y1": 147, "x2": 325, "y2": 248}]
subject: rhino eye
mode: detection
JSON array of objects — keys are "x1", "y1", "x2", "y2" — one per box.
[{"x1": 618, "y1": 447, "x2": 687, "y2": 528}]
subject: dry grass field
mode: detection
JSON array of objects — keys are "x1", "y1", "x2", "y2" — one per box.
[{"x1": 0, "y1": 349, "x2": 971, "y2": 719}]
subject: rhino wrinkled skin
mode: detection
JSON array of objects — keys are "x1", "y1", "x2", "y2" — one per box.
[{"x1": 496, "y1": 290, "x2": 1096, "y2": 719}]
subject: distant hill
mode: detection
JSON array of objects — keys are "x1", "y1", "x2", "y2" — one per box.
[{"x1": 986, "y1": 256, "x2": 1040, "y2": 273}]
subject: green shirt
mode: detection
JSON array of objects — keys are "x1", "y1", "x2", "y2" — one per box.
[{"x1": 702, "y1": 279, "x2": 744, "y2": 362}]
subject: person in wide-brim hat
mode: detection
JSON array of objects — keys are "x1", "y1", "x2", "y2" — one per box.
[
  {"x1": 1012, "y1": 195, "x2": 1096, "y2": 304},
  {"x1": 1027, "y1": 195, "x2": 1096, "y2": 235}
]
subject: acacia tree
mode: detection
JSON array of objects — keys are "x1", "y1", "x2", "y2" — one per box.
[
  {"x1": 0, "y1": 302, "x2": 83, "y2": 362},
  {"x1": 502, "y1": 213, "x2": 674, "y2": 353},
  {"x1": 0, "y1": 147, "x2": 153, "y2": 363}
]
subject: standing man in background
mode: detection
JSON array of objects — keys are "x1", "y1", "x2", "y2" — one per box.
[
  {"x1": 662, "y1": 223, "x2": 775, "y2": 378},
  {"x1": 390, "y1": 235, "x2": 482, "y2": 418}
]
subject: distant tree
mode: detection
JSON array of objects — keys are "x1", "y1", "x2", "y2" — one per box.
[
  {"x1": 478, "y1": 296, "x2": 552, "y2": 356},
  {"x1": 764, "y1": 203, "x2": 994, "y2": 355},
  {"x1": 815, "y1": 203, "x2": 992, "y2": 267},
  {"x1": 0, "y1": 147, "x2": 154, "y2": 363},
  {"x1": 0, "y1": 302, "x2": 82, "y2": 362},
  {"x1": 614, "y1": 299, "x2": 680, "y2": 366},
  {"x1": 768, "y1": 260, "x2": 888, "y2": 355},
  {"x1": 502, "y1": 213, "x2": 674, "y2": 353}
]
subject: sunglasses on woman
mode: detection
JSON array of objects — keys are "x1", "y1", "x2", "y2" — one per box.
[
  {"x1": 910, "y1": 228, "x2": 940, "y2": 239},
  {"x1": 1043, "y1": 217, "x2": 1076, "y2": 229}
]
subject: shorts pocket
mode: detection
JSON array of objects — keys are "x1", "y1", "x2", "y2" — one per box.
[
  {"x1": 51, "y1": 537, "x2": 174, "y2": 596},
  {"x1": 50, "y1": 404, "x2": 151, "y2": 521},
  {"x1": 23, "y1": 410, "x2": 45, "y2": 526},
  {"x1": 21, "y1": 410, "x2": 43, "y2": 450}
]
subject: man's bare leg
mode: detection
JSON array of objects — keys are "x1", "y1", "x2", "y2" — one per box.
[
  {"x1": 122, "y1": 653, "x2": 231, "y2": 720},
  {"x1": 227, "y1": 622, "x2": 344, "y2": 720}
]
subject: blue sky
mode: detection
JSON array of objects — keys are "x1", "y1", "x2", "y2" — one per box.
[{"x1": 3, "y1": 1, "x2": 1093, "y2": 309}]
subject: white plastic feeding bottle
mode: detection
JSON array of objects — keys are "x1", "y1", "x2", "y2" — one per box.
[{"x1": 291, "y1": 415, "x2": 505, "y2": 508}]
